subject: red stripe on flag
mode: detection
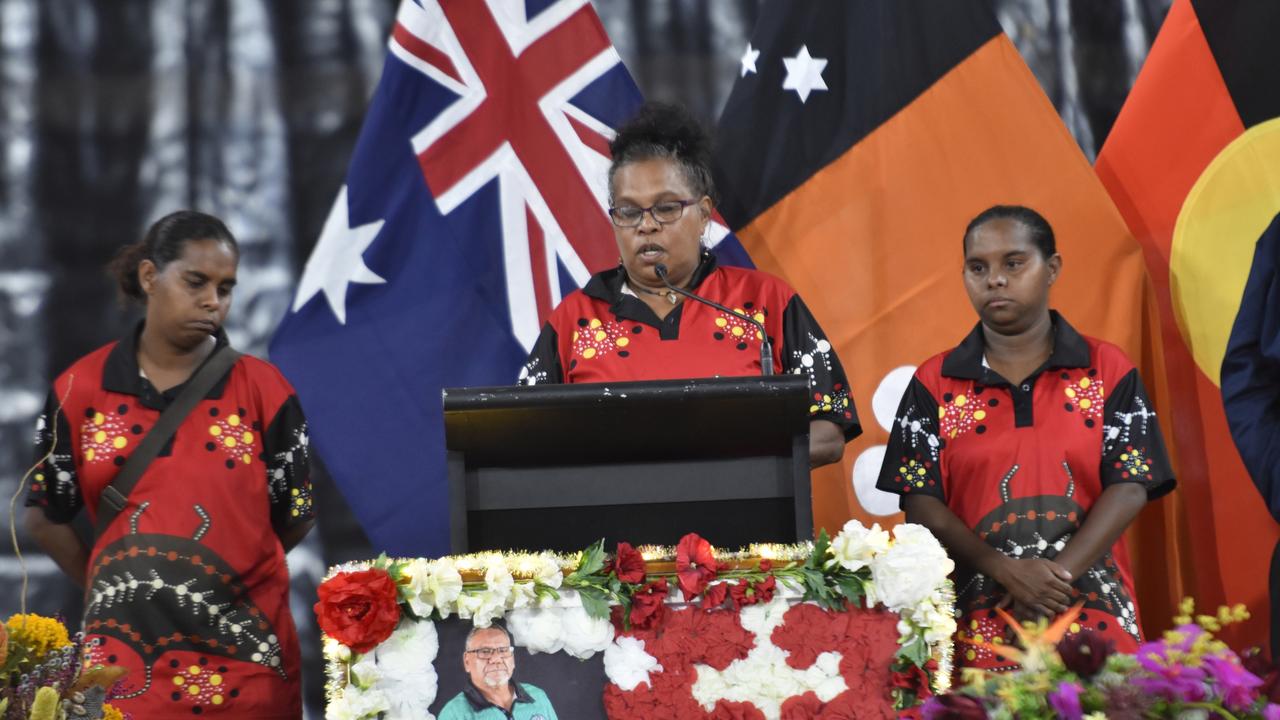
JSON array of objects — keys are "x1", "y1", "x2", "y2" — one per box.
[
  {"x1": 526, "y1": 206, "x2": 553, "y2": 323},
  {"x1": 392, "y1": 23, "x2": 463, "y2": 85}
]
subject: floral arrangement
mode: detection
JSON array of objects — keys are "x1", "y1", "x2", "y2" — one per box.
[
  {"x1": 316, "y1": 521, "x2": 957, "y2": 719},
  {"x1": 921, "y1": 598, "x2": 1280, "y2": 720},
  {"x1": 0, "y1": 613, "x2": 126, "y2": 720}
]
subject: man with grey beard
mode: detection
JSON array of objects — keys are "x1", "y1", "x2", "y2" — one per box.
[{"x1": 439, "y1": 623, "x2": 559, "y2": 719}]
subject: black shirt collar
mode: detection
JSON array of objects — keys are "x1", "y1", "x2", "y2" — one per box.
[
  {"x1": 461, "y1": 679, "x2": 533, "y2": 713},
  {"x1": 941, "y1": 310, "x2": 1090, "y2": 381},
  {"x1": 582, "y1": 252, "x2": 718, "y2": 328},
  {"x1": 103, "y1": 322, "x2": 233, "y2": 409}
]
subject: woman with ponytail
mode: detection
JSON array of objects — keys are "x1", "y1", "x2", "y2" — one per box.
[{"x1": 24, "y1": 211, "x2": 313, "y2": 719}]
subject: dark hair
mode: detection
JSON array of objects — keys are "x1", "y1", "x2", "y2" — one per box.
[
  {"x1": 608, "y1": 101, "x2": 716, "y2": 205},
  {"x1": 963, "y1": 205, "x2": 1056, "y2": 258},
  {"x1": 109, "y1": 210, "x2": 238, "y2": 302}
]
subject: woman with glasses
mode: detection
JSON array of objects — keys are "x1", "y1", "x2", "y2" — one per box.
[{"x1": 519, "y1": 102, "x2": 859, "y2": 466}]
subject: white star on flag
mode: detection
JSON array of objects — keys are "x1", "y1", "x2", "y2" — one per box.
[
  {"x1": 740, "y1": 43, "x2": 760, "y2": 77},
  {"x1": 292, "y1": 185, "x2": 387, "y2": 325},
  {"x1": 781, "y1": 45, "x2": 828, "y2": 103}
]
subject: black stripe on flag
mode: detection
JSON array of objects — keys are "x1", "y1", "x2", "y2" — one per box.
[
  {"x1": 713, "y1": 0, "x2": 1002, "y2": 230},
  {"x1": 1191, "y1": 0, "x2": 1280, "y2": 128}
]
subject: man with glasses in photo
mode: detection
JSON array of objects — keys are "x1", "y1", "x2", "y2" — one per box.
[{"x1": 438, "y1": 623, "x2": 558, "y2": 720}]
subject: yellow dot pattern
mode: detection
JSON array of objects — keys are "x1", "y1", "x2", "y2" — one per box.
[
  {"x1": 168, "y1": 662, "x2": 234, "y2": 709},
  {"x1": 208, "y1": 412, "x2": 261, "y2": 467},
  {"x1": 572, "y1": 317, "x2": 627, "y2": 362},
  {"x1": 79, "y1": 407, "x2": 133, "y2": 466},
  {"x1": 1063, "y1": 373, "x2": 1105, "y2": 420},
  {"x1": 714, "y1": 309, "x2": 764, "y2": 343},
  {"x1": 939, "y1": 391, "x2": 983, "y2": 440}
]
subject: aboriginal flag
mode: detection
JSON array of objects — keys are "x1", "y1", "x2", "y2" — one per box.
[
  {"x1": 1096, "y1": 0, "x2": 1280, "y2": 647},
  {"x1": 714, "y1": 0, "x2": 1181, "y2": 631}
]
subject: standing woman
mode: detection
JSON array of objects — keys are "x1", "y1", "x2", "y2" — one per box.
[
  {"x1": 520, "y1": 102, "x2": 860, "y2": 466},
  {"x1": 876, "y1": 206, "x2": 1174, "y2": 670},
  {"x1": 24, "y1": 211, "x2": 314, "y2": 718}
]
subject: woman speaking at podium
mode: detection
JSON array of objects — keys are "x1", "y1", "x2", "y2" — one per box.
[{"x1": 519, "y1": 102, "x2": 859, "y2": 467}]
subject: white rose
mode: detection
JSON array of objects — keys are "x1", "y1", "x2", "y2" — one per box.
[
  {"x1": 603, "y1": 636, "x2": 663, "y2": 691},
  {"x1": 560, "y1": 605, "x2": 615, "y2": 659},
  {"x1": 829, "y1": 520, "x2": 890, "y2": 573},
  {"x1": 507, "y1": 607, "x2": 564, "y2": 654},
  {"x1": 870, "y1": 524, "x2": 953, "y2": 611}
]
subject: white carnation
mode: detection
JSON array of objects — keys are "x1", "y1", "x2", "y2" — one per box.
[
  {"x1": 507, "y1": 607, "x2": 564, "y2": 655},
  {"x1": 829, "y1": 519, "x2": 890, "y2": 573},
  {"x1": 560, "y1": 605, "x2": 615, "y2": 659},
  {"x1": 603, "y1": 636, "x2": 663, "y2": 691},
  {"x1": 326, "y1": 685, "x2": 390, "y2": 720},
  {"x1": 376, "y1": 620, "x2": 440, "y2": 684}
]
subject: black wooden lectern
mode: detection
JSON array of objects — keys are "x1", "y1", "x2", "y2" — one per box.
[{"x1": 443, "y1": 375, "x2": 813, "y2": 553}]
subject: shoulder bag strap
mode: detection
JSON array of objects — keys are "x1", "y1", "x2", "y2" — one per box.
[{"x1": 95, "y1": 346, "x2": 242, "y2": 538}]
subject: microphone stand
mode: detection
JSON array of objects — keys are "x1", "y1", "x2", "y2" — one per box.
[{"x1": 655, "y1": 264, "x2": 774, "y2": 376}]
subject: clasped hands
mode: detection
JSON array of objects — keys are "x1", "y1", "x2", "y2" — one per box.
[{"x1": 992, "y1": 556, "x2": 1075, "y2": 620}]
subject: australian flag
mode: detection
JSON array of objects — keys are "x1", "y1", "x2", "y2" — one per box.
[{"x1": 270, "y1": 0, "x2": 651, "y2": 557}]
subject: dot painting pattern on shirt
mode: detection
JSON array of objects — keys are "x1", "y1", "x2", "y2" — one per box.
[
  {"x1": 204, "y1": 407, "x2": 261, "y2": 470},
  {"x1": 712, "y1": 303, "x2": 766, "y2": 351},
  {"x1": 1062, "y1": 371, "x2": 1105, "y2": 422},
  {"x1": 938, "y1": 391, "x2": 989, "y2": 439},
  {"x1": 572, "y1": 317, "x2": 631, "y2": 361},
  {"x1": 80, "y1": 405, "x2": 139, "y2": 466}
]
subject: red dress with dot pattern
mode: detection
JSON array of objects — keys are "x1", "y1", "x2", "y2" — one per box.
[
  {"x1": 875, "y1": 313, "x2": 1174, "y2": 670},
  {"x1": 519, "y1": 255, "x2": 861, "y2": 439},
  {"x1": 27, "y1": 327, "x2": 313, "y2": 719}
]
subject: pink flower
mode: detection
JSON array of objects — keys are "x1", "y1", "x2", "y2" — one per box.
[
  {"x1": 1047, "y1": 682, "x2": 1083, "y2": 720},
  {"x1": 1203, "y1": 654, "x2": 1264, "y2": 711}
]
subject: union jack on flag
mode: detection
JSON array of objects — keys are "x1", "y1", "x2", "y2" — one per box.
[{"x1": 271, "y1": 0, "x2": 746, "y2": 556}]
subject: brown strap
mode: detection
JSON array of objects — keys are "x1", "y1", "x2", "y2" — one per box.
[{"x1": 95, "y1": 346, "x2": 241, "y2": 538}]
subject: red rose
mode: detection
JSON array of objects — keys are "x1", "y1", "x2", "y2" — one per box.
[
  {"x1": 612, "y1": 542, "x2": 647, "y2": 584},
  {"x1": 314, "y1": 568, "x2": 401, "y2": 653},
  {"x1": 676, "y1": 533, "x2": 719, "y2": 598},
  {"x1": 630, "y1": 578, "x2": 669, "y2": 630},
  {"x1": 702, "y1": 582, "x2": 729, "y2": 610}
]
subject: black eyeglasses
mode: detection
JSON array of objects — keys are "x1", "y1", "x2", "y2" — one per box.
[
  {"x1": 608, "y1": 199, "x2": 699, "y2": 228},
  {"x1": 465, "y1": 646, "x2": 514, "y2": 659}
]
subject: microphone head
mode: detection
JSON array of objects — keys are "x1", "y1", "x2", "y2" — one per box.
[{"x1": 654, "y1": 263, "x2": 669, "y2": 278}]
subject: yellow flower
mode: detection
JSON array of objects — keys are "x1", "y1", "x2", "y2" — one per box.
[
  {"x1": 4, "y1": 614, "x2": 71, "y2": 662},
  {"x1": 102, "y1": 704, "x2": 125, "y2": 720}
]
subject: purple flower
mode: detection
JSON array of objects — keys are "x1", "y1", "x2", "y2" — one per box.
[
  {"x1": 1264, "y1": 703, "x2": 1280, "y2": 720},
  {"x1": 1203, "y1": 654, "x2": 1264, "y2": 711},
  {"x1": 1047, "y1": 681, "x2": 1084, "y2": 720},
  {"x1": 1134, "y1": 641, "x2": 1208, "y2": 703},
  {"x1": 921, "y1": 693, "x2": 988, "y2": 720}
]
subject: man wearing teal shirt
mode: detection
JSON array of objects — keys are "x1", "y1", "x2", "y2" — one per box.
[{"x1": 439, "y1": 624, "x2": 558, "y2": 720}]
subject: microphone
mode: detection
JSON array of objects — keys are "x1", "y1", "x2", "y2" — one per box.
[{"x1": 655, "y1": 264, "x2": 774, "y2": 376}]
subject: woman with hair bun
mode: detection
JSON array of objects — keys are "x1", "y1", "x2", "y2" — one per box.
[
  {"x1": 24, "y1": 210, "x2": 313, "y2": 718},
  {"x1": 519, "y1": 102, "x2": 860, "y2": 466}
]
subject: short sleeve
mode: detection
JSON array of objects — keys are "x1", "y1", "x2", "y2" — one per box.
[
  {"x1": 518, "y1": 323, "x2": 563, "y2": 385},
  {"x1": 1100, "y1": 368, "x2": 1175, "y2": 499},
  {"x1": 264, "y1": 394, "x2": 314, "y2": 531},
  {"x1": 780, "y1": 295, "x2": 861, "y2": 441},
  {"x1": 876, "y1": 376, "x2": 947, "y2": 504},
  {"x1": 25, "y1": 390, "x2": 83, "y2": 523}
]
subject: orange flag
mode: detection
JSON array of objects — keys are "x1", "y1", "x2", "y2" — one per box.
[
  {"x1": 714, "y1": 1, "x2": 1183, "y2": 633},
  {"x1": 1095, "y1": 0, "x2": 1280, "y2": 647}
]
